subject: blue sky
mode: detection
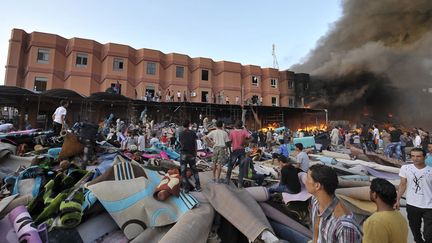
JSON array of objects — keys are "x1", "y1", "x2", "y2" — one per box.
[{"x1": 0, "y1": 0, "x2": 341, "y2": 85}]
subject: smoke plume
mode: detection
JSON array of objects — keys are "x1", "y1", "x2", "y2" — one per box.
[{"x1": 292, "y1": 0, "x2": 432, "y2": 128}]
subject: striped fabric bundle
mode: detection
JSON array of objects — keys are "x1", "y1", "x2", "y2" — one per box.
[{"x1": 87, "y1": 155, "x2": 198, "y2": 240}]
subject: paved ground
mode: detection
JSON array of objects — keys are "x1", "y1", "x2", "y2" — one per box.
[{"x1": 400, "y1": 207, "x2": 415, "y2": 243}]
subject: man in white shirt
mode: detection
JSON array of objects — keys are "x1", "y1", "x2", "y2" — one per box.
[
  {"x1": 177, "y1": 90, "x2": 181, "y2": 102},
  {"x1": 203, "y1": 120, "x2": 230, "y2": 182},
  {"x1": 330, "y1": 126, "x2": 340, "y2": 150},
  {"x1": 52, "y1": 100, "x2": 68, "y2": 135},
  {"x1": 372, "y1": 124, "x2": 380, "y2": 150},
  {"x1": 137, "y1": 131, "x2": 146, "y2": 151},
  {"x1": 395, "y1": 148, "x2": 432, "y2": 243}
]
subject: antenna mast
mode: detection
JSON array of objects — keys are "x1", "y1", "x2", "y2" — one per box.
[{"x1": 272, "y1": 44, "x2": 279, "y2": 69}]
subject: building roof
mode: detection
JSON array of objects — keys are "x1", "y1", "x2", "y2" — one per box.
[{"x1": 41, "y1": 89, "x2": 85, "y2": 99}]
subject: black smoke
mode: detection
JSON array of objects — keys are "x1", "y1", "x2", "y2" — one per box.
[{"x1": 292, "y1": 0, "x2": 432, "y2": 128}]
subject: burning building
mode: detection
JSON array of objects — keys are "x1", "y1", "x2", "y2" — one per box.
[{"x1": 292, "y1": 0, "x2": 432, "y2": 129}]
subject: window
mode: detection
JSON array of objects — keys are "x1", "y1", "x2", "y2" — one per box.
[
  {"x1": 252, "y1": 76, "x2": 260, "y2": 86},
  {"x1": 288, "y1": 80, "x2": 294, "y2": 89},
  {"x1": 271, "y1": 78, "x2": 278, "y2": 88},
  {"x1": 146, "y1": 62, "x2": 156, "y2": 75},
  {"x1": 176, "y1": 66, "x2": 184, "y2": 78},
  {"x1": 201, "y1": 69, "x2": 209, "y2": 81},
  {"x1": 271, "y1": 97, "x2": 278, "y2": 106},
  {"x1": 201, "y1": 91, "x2": 209, "y2": 102},
  {"x1": 289, "y1": 97, "x2": 294, "y2": 107},
  {"x1": 76, "y1": 53, "x2": 88, "y2": 66},
  {"x1": 110, "y1": 83, "x2": 122, "y2": 94},
  {"x1": 37, "y1": 49, "x2": 49, "y2": 63},
  {"x1": 113, "y1": 58, "x2": 124, "y2": 71},
  {"x1": 34, "y1": 77, "x2": 48, "y2": 92}
]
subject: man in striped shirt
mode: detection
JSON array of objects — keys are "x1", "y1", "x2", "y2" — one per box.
[{"x1": 306, "y1": 164, "x2": 362, "y2": 243}]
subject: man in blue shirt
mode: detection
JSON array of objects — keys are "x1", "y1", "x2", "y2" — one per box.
[
  {"x1": 278, "y1": 138, "x2": 289, "y2": 158},
  {"x1": 426, "y1": 142, "x2": 432, "y2": 166}
]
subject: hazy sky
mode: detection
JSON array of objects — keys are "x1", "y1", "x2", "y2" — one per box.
[{"x1": 0, "y1": 0, "x2": 341, "y2": 85}]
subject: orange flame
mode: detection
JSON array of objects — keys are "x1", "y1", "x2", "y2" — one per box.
[{"x1": 297, "y1": 124, "x2": 328, "y2": 132}]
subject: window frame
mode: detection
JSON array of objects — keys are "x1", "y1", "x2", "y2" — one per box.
[
  {"x1": 288, "y1": 80, "x2": 294, "y2": 89},
  {"x1": 270, "y1": 78, "x2": 278, "y2": 88},
  {"x1": 289, "y1": 97, "x2": 294, "y2": 107},
  {"x1": 271, "y1": 96, "x2": 278, "y2": 106},
  {"x1": 37, "y1": 48, "x2": 50, "y2": 64},
  {"x1": 113, "y1": 58, "x2": 124, "y2": 71},
  {"x1": 201, "y1": 69, "x2": 209, "y2": 81},
  {"x1": 75, "y1": 53, "x2": 88, "y2": 67},
  {"x1": 176, "y1": 66, "x2": 185, "y2": 78},
  {"x1": 251, "y1": 76, "x2": 260, "y2": 86},
  {"x1": 146, "y1": 62, "x2": 156, "y2": 75},
  {"x1": 34, "y1": 77, "x2": 48, "y2": 92}
]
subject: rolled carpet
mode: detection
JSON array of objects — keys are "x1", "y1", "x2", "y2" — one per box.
[
  {"x1": 59, "y1": 190, "x2": 84, "y2": 228},
  {"x1": 9, "y1": 205, "x2": 42, "y2": 243}
]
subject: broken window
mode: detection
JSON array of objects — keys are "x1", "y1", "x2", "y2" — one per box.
[{"x1": 252, "y1": 76, "x2": 260, "y2": 86}]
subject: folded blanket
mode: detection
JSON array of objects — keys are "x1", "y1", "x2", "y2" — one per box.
[{"x1": 153, "y1": 168, "x2": 181, "y2": 201}]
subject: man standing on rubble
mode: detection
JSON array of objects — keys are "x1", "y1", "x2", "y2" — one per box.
[
  {"x1": 203, "y1": 120, "x2": 230, "y2": 183},
  {"x1": 179, "y1": 120, "x2": 201, "y2": 193},
  {"x1": 306, "y1": 164, "x2": 362, "y2": 243},
  {"x1": 225, "y1": 120, "x2": 251, "y2": 188},
  {"x1": 387, "y1": 126, "x2": 402, "y2": 160},
  {"x1": 330, "y1": 126, "x2": 339, "y2": 150},
  {"x1": 363, "y1": 178, "x2": 408, "y2": 243},
  {"x1": 395, "y1": 148, "x2": 432, "y2": 243},
  {"x1": 52, "y1": 100, "x2": 68, "y2": 136}
]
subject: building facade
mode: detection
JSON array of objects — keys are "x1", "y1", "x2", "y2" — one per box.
[{"x1": 4, "y1": 29, "x2": 309, "y2": 107}]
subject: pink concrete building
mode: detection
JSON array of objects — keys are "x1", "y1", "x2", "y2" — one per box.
[{"x1": 5, "y1": 29, "x2": 304, "y2": 107}]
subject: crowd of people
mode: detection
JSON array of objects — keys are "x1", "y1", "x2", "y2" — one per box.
[
  {"x1": 134, "y1": 87, "x2": 267, "y2": 106},
  {"x1": 329, "y1": 124, "x2": 431, "y2": 162},
  {"x1": 3, "y1": 100, "x2": 429, "y2": 242}
]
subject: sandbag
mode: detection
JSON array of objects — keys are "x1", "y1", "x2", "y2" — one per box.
[{"x1": 58, "y1": 133, "x2": 84, "y2": 161}]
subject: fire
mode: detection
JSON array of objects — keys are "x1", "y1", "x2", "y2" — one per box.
[{"x1": 297, "y1": 124, "x2": 328, "y2": 132}]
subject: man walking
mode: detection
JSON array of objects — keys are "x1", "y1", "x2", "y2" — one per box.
[
  {"x1": 363, "y1": 178, "x2": 408, "y2": 243},
  {"x1": 52, "y1": 100, "x2": 68, "y2": 136},
  {"x1": 395, "y1": 148, "x2": 432, "y2": 243},
  {"x1": 179, "y1": 120, "x2": 201, "y2": 193},
  {"x1": 306, "y1": 164, "x2": 362, "y2": 243}
]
